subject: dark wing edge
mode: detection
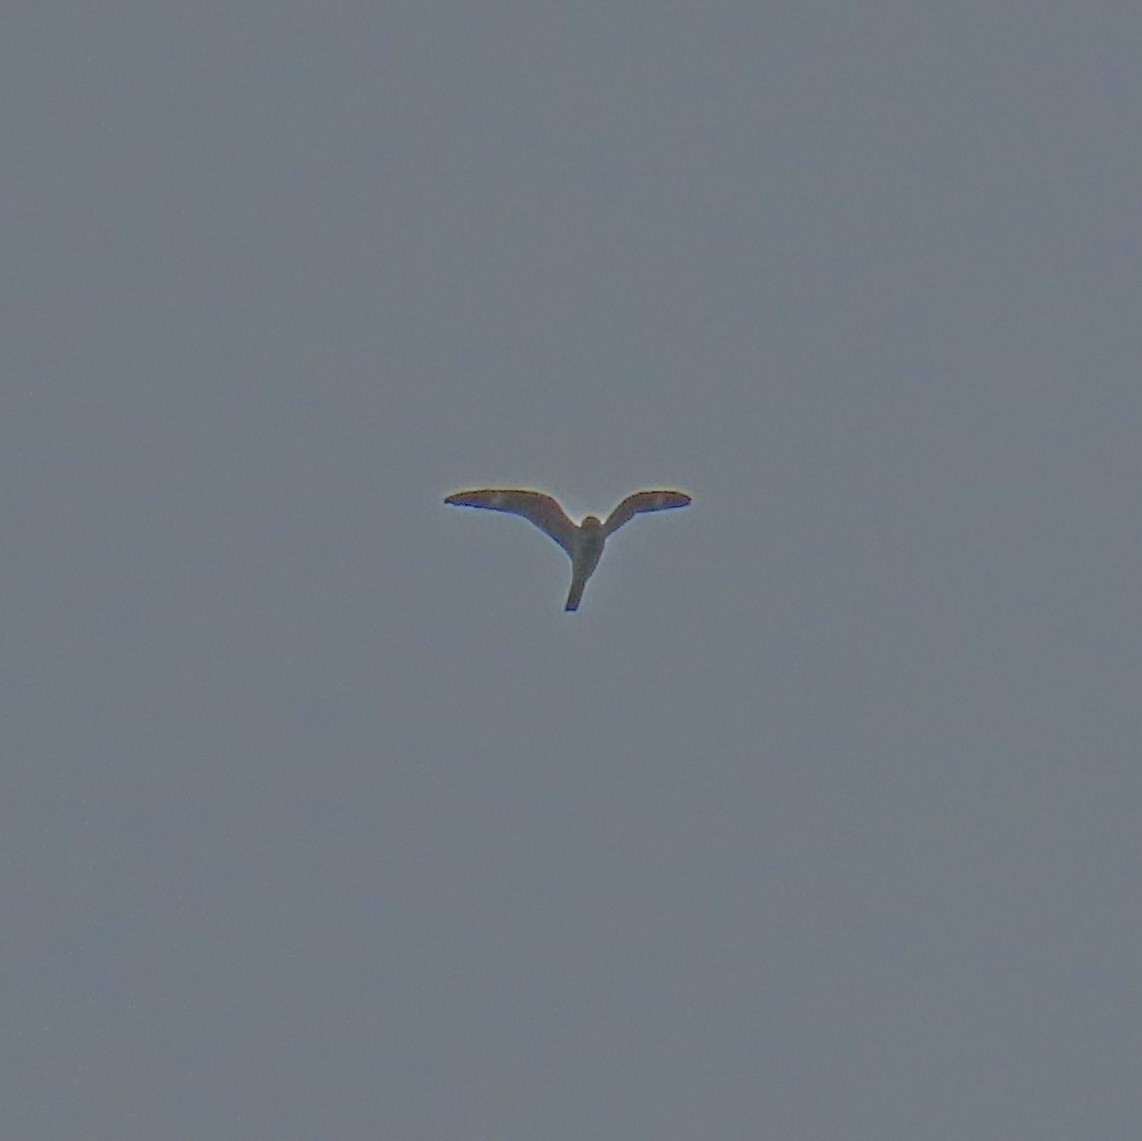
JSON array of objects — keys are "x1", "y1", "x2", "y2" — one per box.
[
  {"x1": 603, "y1": 490, "x2": 692, "y2": 536},
  {"x1": 444, "y1": 489, "x2": 577, "y2": 555}
]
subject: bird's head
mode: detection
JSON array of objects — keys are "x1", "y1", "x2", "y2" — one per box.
[{"x1": 581, "y1": 515, "x2": 603, "y2": 531}]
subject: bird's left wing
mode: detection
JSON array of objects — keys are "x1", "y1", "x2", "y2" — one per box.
[
  {"x1": 444, "y1": 489, "x2": 577, "y2": 555},
  {"x1": 603, "y1": 490, "x2": 692, "y2": 536}
]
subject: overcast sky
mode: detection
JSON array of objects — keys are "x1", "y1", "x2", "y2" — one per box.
[{"x1": 3, "y1": 4, "x2": 1141, "y2": 1138}]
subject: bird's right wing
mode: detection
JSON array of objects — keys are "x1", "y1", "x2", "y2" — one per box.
[
  {"x1": 603, "y1": 490, "x2": 692, "y2": 536},
  {"x1": 444, "y1": 489, "x2": 577, "y2": 556}
]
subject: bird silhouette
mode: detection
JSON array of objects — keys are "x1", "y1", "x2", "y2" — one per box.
[{"x1": 444, "y1": 488, "x2": 692, "y2": 611}]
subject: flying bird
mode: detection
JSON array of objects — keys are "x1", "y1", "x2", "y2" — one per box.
[{"x1": 444, "y1": 488, "x2": 692, "y2": 612}]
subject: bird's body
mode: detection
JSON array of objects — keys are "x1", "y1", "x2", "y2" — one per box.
[
  {"x1": 564, "y1": 515, "x2": 606, "y2": 611},
  {"x1": 443, "y1": 488, "x2": 691, "y2": 611}
]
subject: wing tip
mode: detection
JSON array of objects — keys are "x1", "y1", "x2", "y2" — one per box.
[
  {"x1": 645, "y1": 489, "x2": 692, "y2": 509},
  {"x1": 443, "y1": 490, "x2": 491, "y2": 507}
]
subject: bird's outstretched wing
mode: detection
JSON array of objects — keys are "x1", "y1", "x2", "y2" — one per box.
[
  {"x1": 603, "y1": 490, "x2": 692, "y2": 536},
  {"x1": 444, "y1": 489, "x2": 577, "y2": 555}
]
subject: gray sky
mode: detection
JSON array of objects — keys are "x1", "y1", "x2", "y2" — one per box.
[{"x1": 4, "y1": 4, "x2": 1141, "y2": 1138}]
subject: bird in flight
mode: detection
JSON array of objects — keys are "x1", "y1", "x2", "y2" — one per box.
[{"x1": 444, "y1": 488, "x2": 692, "y2": 612}]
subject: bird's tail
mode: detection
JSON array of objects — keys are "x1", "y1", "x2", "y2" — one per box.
[{"x1": 564, "y1": 576, "x2": 585, "y2": 612}]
